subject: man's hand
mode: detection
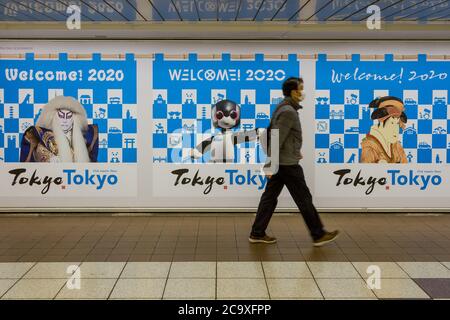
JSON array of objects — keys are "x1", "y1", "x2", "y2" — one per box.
[{"x1": 262, "y1": 165, "x2": 274, "y2": 179}]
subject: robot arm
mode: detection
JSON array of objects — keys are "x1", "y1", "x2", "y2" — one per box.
[
  {"x1": 231, "y1": 129, "x2": 259, "y2": 145},
  {"x1": 191, "y1": 137, "x2": 213, "y2": 159}
]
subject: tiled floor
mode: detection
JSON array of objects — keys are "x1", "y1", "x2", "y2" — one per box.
[
  {"x1": 0, "y1": 214, "x2": 449, "y2": 263},
  {"x1": 0, "y1": 261, "x2": 448, "y2": 299},
  {"x1": 0, "y1": 214, "x2": 449, "y2": 299}
]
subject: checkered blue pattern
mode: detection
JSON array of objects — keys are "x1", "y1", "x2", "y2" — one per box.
[
  {"x1": 315, "y1": 54, "x2": 450, "y2": 164},
  {"x1": 0, "y1": 53, "x2": 137, "y2": 163},
  {"x1": 152, "y1": 53, "x2": 299, "y2": 164}
]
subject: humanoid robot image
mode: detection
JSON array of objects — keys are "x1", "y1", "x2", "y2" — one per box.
[{"x1": 190, "y1": 99, "x2": 258, "y2": 163}]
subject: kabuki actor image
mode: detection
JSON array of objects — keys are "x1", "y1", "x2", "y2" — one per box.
[
  {"x1": 360, "y1": 96, "x2": 408, "y2": 164},
  {"x1": 20, "y1": 96, "x2": 98, "y2": 162}
]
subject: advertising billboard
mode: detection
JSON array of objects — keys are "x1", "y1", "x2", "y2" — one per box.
[{"x1": 0, "y1": 53, "x2": 138, "y2": 197}]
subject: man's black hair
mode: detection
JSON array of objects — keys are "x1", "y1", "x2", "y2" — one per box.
[{"x1": 282, "y1": 77, "x2": 303, "y2": 97}]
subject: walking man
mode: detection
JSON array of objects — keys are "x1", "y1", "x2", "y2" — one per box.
[{"x1": 250, "y1": 77, "x2": 339, "y2": 246}]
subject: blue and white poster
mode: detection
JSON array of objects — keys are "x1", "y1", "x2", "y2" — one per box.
[
  {"x1": 314, "y1": 54, "x2": 450, "y2": 197},
  {"x1": 0, "y1": 53, "x2": 138, "y2": 196},
  {"x1": 151, "y1": 53, "x2": 299, "y2": 196}
]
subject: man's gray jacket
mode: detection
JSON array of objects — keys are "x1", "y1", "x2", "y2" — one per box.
[{"x1": 265, "y1": 97, "x2": 303, "y2": 168}]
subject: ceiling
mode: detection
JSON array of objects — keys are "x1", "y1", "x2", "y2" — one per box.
[{"x1": 0, "y1": 0, "x2": 450, "y2": 39}]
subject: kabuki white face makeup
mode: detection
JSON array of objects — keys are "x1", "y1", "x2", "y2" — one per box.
[{"x1": 57, "y1": 109, "x2": 74, "y2": 133}]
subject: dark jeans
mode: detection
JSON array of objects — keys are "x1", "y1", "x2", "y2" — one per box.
[{"x1": 251, "y1": 164, "x2": 325, "y2": 241}]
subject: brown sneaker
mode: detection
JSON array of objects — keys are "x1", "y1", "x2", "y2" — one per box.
[
  {"x1": 313, "y1": 230, "x2": 339, "y2": 247},
  {"x1": 248, "y1": 235, "x2": 277, "y2": 244}
]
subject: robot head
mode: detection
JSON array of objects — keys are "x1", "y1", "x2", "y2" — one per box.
[{"x1": 212, "y1": 99, "x2": 240, "y2": 130}]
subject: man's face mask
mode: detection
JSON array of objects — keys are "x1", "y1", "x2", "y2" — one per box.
[
  {"x1": 299, "y1": 92, "x2": 305, "y2": 102},
  {"x1": 57, "y1": 109, "x2": 74, "y2": 133},
  {"x1": 292, "y1": 82, "x2": 305, "y2": 102}
]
